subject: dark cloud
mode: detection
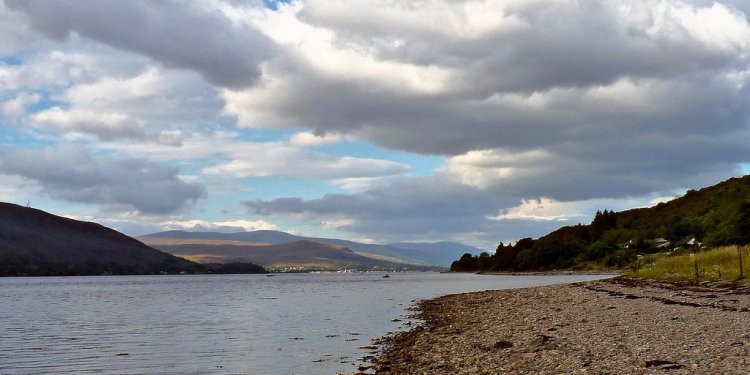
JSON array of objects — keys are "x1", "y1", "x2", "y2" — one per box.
[
  {"x1": 6, "y1": 0, "x2": 275, "y2": 88},
  {"x1": 228, "y1": 0, "x2": 750, "y2": 210},
  {"x1": 243, "y1": 176, "x2": 577, "y2": 246},
  {"x1": 235, "y1": 1, "x2": 750, "y2": 153},
  {"x1": 246, "y1": 178, "x2": 512, "y2": 218},
  {"x1": 303, "y1": 1, "x2": 747, "y2": 95},
  {"x1": 0, "y1": 144, "x2": 204, "y2": 214}
]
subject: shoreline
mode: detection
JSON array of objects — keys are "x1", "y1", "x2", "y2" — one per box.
[
  {"x1": 475, "y1": 270, "x2": 620, "y2": 276},
  {"x1": 363, "y1": 277, "x2": 750, "y2": 374}
]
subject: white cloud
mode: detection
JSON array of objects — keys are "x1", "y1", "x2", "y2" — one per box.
[
  {"x1": 31, "y1": 107, "x2": 145, "y2": 140},
  {"x1": 100, "y1": 130, "x2": 410, "y2": 184},
  {"x1": 64, "y1": 68, "x2": 163, "y2": 105},
  {"x1": 486, "y1": 197, "x2": 586, "y2": 221},
  {"x1": 0, "y1": 51, "x2": 100, "y2": 91},
  {"x1": 288, "y1": 131, "x2": 343, "y2": 147},
  {"x1": 439, "y1": 148, "x2": 553, "y2": 189},
  {"x1": 59, "y1": 68, "x2": 225, "y2": 127},
  {"x1": 1, "y1": 92, "x2": 40, "y2": 120},
  {"x1": 162, "y1": 219, "x2": 278, "y2": 232},
  {"x1": 203, "y1": 148, "x2": 410, "y2": 180},
  {"x1": 486, "y1": 195, "x2": 679, "y2": 222}
]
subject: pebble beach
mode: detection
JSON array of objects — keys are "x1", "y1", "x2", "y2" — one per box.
[{"x1": 367, "y1": 277, "x2": 750, "y2": 374}]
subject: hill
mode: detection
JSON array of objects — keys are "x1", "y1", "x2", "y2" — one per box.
[
  {"x1": 387, "y1": 241, "x2": 484, "y2": 266},
  {"x1": 451, "y1": 175, "x2": 750, "y2": 272},
  {"x1": 146, "y1": 239, "x2": 405, "y2": 271},
  {"x1": 0, "y1": 202, "x2": 265, "y2": 276},
  {"x1": 140, "y1": 230, "x2": 477, "y2": 266}
]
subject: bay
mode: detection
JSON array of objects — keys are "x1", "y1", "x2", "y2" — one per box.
[{"x1": 0, "y1": 272, "x2": 609, "y2": 374}]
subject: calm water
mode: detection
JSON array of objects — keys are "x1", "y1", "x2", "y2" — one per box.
[{"x1": 0, "y1": 272, "x2": 609, "y2": 374}]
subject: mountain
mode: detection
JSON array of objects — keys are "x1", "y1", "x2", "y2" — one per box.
[
  {"x1": 147, "y1": 240, "x2": 405, "y2": 271},
  {"x1": 0, "y1": 202, "x2": 265, "y2": 276},
  {"x1": 143, "y1": 229, "x2": 301, "y2": 244},
  {"x1": 451, "y1": 175, "x2": 750, "y2": 272},
  {"x1": 141, "y1": 230, "x2": 475, "y2": 266},
  {"x1": 138, "y1": 230, "x2": 436, "y2": 266},
  {"x1": 387, "y1": 241, "x2": 484, "y2": 266}
]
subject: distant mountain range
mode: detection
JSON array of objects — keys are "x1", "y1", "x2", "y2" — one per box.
[
  {"x1": 139, "y1": 230, "x2": 483, "y2": 267},
  {"x1": 142, "y1": 239, "x2": 405, "y2": 271},
  {"x1": 0, "y1": 200, "x2": 482, "y2": 276},
  {"x1": 0, "y1": 202, "x2": 265, "y2": 276}
]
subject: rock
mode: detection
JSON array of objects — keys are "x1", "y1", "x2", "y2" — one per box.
[
  {"x1": 528, "y1": 334, "x2": 556, "y2": 352},
  {"x1": 494, "y1": 340, "x2": 514, "y2": 349},
  {"x1": 644, "y1": 360, "x2": 684, "y2": 370}
]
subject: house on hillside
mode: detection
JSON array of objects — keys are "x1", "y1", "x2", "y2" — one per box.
[
  {"x1": 647, "y1": 238, "x2": 671, "y2": 250},
  {"x1": 674, "y1": 236, "x2": 703, "y2": 250},
  {"x1": 618, "y1": 239, "x2": 634, "y2": 249}
]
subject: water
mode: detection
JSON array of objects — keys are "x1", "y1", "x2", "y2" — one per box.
[{"x1": 0, "y1": 272, "x2": 609, "y2": 374}]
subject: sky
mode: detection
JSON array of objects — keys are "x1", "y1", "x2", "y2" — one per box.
[{"x1": 2, "y1": 0, "x2": 750, "y2": 250}]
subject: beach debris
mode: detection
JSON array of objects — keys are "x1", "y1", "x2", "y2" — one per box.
[
  {"x1": 493, "y1": 340, "x2": 513, "y2": 349},
  {"x1": 644, "y1": 360, "x2": 684, "y2": 370}
]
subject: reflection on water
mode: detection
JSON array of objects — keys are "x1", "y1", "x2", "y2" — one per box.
[{"x1": 0, "y1": 273, "x2": 609, "y2": 374}]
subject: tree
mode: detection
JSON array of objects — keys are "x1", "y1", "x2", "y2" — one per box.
[{"x1": 450, "y1": 253, "x2": 478, "y2": 272}]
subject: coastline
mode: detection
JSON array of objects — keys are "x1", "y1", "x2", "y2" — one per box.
[
  {"x1": 475, "y1": 270, "x2": 620, "y2": 276},
  {"x1": 364, "y1": 277, "x2": 750, "y2": 374}
]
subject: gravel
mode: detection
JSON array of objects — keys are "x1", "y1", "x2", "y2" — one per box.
[{"x1": 366, "y1": 277, "x2": 750, "y2": 374}]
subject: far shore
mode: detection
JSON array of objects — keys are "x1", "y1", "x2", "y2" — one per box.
[{"x1": 361, "y1": 277, "x2": 750, "y2": 374}]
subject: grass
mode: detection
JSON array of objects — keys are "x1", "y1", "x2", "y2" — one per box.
[{"x1": 628, "y1": 245, "x2": 750, "y2": 283}]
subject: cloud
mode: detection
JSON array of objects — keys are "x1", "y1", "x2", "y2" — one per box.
[
  {"x1": 6, "y1": 0, "x2": 275, "y2": 88},
  {"x1": 0, "y1": 1, "x2": 36, "y2": 55},
  {"x1": 485, "y1": 196, "x2": 666, "y2": 222},
  {"x1": 161, "y1": 219, "x2": 278, "y2": 233},
  {"x1": 202, "y1": 149, "x2": 412, "y2": 192},
  {"x1": 487, "y1": 198, "x2": 585, "y2": 222},
  {"x1": 31, "y1": 107, "x2": 145, "y2": 140},
  {"x1": 0, "y1": 143, "x2": 204, "y2": 214},
  {"x1": 156, "y1": 130, "x2": 183, "y2": 147},
  {"x1": 5, "y1": 0, "x2": 750, "y2": 249},
  {"x1": 60, "y1": 68, "x2": 225, "y2": 125},
  {"x1": 96, "y1": 130, "x2": 412, "y2": 191},
  {"x1": 0, "y1": 51, "x2": 102, "y2": 91},
  {"x1": 222, "y1": 0, "x2": 750, "y2": 203},
  {"x1": 243, "y1": 176, "x2": 518, "y2": 246},
  {"x1": 1, "y1": 92, "x2": 40, "y2": 120},
  {"x1": 241, "y1": 174, "x2": 677, "y2": 248},
  {"x1": 204, "y1": 149, "x2": 410, "y2": 180},
  {"x1": 288, "y1": 131, "x2": 344, "y2": 147}
]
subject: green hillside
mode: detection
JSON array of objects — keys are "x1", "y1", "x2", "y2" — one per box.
[{"x1": 452, "y1": 175, "x2": 750, "y2": 272}]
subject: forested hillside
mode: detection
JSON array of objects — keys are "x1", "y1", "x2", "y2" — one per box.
[{"x1": 452, "y1": 175, "x2": 750, "y2": 272}]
